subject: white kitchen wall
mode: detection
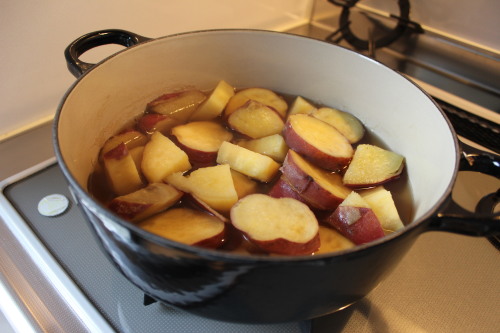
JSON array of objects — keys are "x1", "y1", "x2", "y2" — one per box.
[{"x1": 0, "y1": 0, "x2": 313, "y2": 140}]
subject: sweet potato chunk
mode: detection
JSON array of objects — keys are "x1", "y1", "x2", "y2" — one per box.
[
  {"x1": 228, "y1": 100, "x2": 285, "y2": 139},
  {"x1": 189, "y1": 80, "x2": 235, "y2": 121},
  {"x1": 224, "y1": 87, "x2": 288, "y2": 118},
  {"x1": 108, "y1": 182, "x2": 182, "y2": 222},
  {"x1": 141, "y1": 131, "x2": 191, "y2": 183},
  {"x1": 166, "y1": 164, "x2": 238, "y2": 213},
  {"x1": 281, "y1": 150, "x2": 351, "y2": 210},
  {"x1": 147, "y1": 90, "x2": 206, "y2": 122},
  {"x1": 283, "y1": 114, "x2": 353, "y2": 172},
  {"x1": 343, "y1": 144, "x2": 404, "y2": 188},
  {"x1": 140, "y1": 208, "x2": 226, "y2": 248},
  {"x1": 230, "y1": 194, "x2": 320, "y2": 255},
  {"x1": 103, "y1": 143, "x2": 144, "y2": 195},
  {"x1": 216, "y1": 141, "x2": 280, "y2": 182}
]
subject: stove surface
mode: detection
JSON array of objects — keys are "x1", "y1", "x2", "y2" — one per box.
[
  {"x1": 1, "y1": 3, "x2": 499, "y2": 330},
  {"x1": 3, "y1": 161, "x2": 308, "y2": 332},
  {"x1": 1, "y1": 133, "x2": 499, "y2": 332}
]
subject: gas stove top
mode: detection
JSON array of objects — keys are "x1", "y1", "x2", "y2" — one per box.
[
  {"x1": 1, "y1": 151, "x2": 498, "y2": 332},
  {"x1": 1, "y1": 2, "x2": 499, "y2": 332}
]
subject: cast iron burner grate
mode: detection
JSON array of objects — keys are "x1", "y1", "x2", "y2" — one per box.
[
  {"x1": 435, "y1": 97, "x2": 500, "y2": 154},
  {"x1": 326, "y1": 0, "x2": 423, "y2": 51},
  {"x1": 325, "y1": 0, "x2": 499, "y2": 155}
]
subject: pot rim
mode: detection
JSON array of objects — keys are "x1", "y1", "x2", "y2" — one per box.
[{"x1": 53, "y1": 28, "x2": 460, "y2": 263}]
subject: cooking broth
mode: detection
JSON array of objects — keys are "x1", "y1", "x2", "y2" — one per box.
[{"x1": 88, "y1": 87, "x2": 414, "y2": 255}]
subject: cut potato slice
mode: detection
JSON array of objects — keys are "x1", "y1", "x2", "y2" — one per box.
[
  {"x1": 340, "y1": 191, "x2": 371, "y2": 210},
  {"x1": 237, "y1": 134, "x2": 288, "y2": 163},
  {"x1": 100, "y1": 129, "x2": 148, "y2": 160},
  {"x1": 230, "y1": 170, "x2": 258, "y2": 199},
  {"x1": 172, "y1": 121, "x2": 233, "y2": 166},
  {"x1": 147, "y1": 90, "x2": 206, "y2": 122},
  {"x1": 281, "y1": 150, "x2": 351, "y2": 210},
  {"x1": 141, "y1": 131, "x2": 191, "y2": 183},
  {"x1": 103, "y1": 143, "x2": 144, "y2": 196},
  {"x1": 228, "y1": 100, "x2": 285, "y2": 139},
  {"x1": 108, "y1": 182, "x2": 183, "y2": 222},
  {"x1": 185, "y1": 194, "x2": 229, "y2": 223},
  {"x1": 315, "y1": 226, "x2": 355, "y2": 254},
  {"x1": 129, "y1": 146, "x2": 144, "y2": 171},
  {"x1": 287, "y1": 96, "x2": 317, "y2": 117},
  {"x1": 230, "y1": 194, "x2": 320, "y2": 255},
  {"x1": 189, "y1": 80, "x2": 235, "y2": 121},
  {"x1": 216, "y1": 141, "x2": 280, "y2": 182},
  {"x1": 136, "y1": 113, "x2": 181, "y2": 135},
  {"x1": 140, "y1": 208, "x2": 226, "y2": 248},
  {"x1": 343, "y1": 144, "x2": 404, "y2": 188},
  {"x1": 166, "y1": 164, "x2": 238, "y2": 213},
  {"x1": 360, "y1": 186, "x2": 404, "y2": 232},
  {"x1": 268, "y1": 176, "x2": 310, "y2": 206},
  {"x1": 311, "y1": 107, "x2": 365, "y2": 144},
  {"x1": 224, "y1": 87, "x2": 288, "y2": 118},
  {"x1": 322, "y1": 192, "x2": 385, "y2": 245},
  {"x1": 283, "y1": 114, "x2": 353, "y2": 172}
]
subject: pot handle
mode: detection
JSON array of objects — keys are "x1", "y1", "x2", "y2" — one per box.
[
  {"x1": 427, "y1": 144, "x2": 499, "y2": 237},
  {"x1": 64, "y1": 29, "x2": 150, "y2": 78}
]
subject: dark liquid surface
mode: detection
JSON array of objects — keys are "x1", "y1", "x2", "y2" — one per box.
[{"x1": 87, "y1": 90, "x2": 414, "y2": 254}]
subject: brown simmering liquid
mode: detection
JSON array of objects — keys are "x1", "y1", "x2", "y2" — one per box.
[{"x1": 87, "y1": 89, "x2": 414, "y2": 255}]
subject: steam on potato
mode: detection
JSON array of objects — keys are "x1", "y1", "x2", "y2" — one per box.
[{"x1": 89, "y1": 80, "x2": 407, "y2": 255}]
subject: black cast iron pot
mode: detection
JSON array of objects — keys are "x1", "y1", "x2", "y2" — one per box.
[{"x1": 54, "y1": 29, "x2": 499, "y2": 323}]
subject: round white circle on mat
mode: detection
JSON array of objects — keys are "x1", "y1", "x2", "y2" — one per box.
[{"x1": 38, "y1": 194, "x2": 69, "y2": 217}]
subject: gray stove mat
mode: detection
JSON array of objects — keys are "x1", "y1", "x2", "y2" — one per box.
[{"x1": 3, "y1": 163, "x2": 307, "y2": 333}]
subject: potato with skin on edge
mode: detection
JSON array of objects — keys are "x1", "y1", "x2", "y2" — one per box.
[
  {"x1": 166, "y1": 164, "x2": 238, "y2": 213},
  {"x1": 183, "y1": 194, "x2": 229, "y2": 223},
  {"x1": 280, "y1": 150, "x2": 351, "y2": 210},
  {"x1": 100, "y1": 129, "x2": 148, "y2": 160},
  {"x1": 136, "y1": 113, "x2": 181, "y2": 135},
  {"x1": 283, "y1": 114, "x2": 353, "y2": 172},
  {"x1": 230, "y1": 194, "x2": 320, "y2": 255},
  {"x1": 108, "y1": 182, "x2": 183, "y2": 222},
  {"x1": 171, "y1": 121, "x2": 233, "y2": 167},
  {"x1": 224, "y1": 87, "x2": 288, "y2": 118},
  {"x1": 94, "y1": 81, "x2": 408, "y2": 255},
  {"x1": 322, "y1": 191, "x2": 385, "y2": 245},
  {"x1": 311, "y1": 107, "x2": 365, "y2": 144},
  {"x1": 147, "y1": 89, "x2": 206, "y2": 122},
  {"x1": 102, "y1": 142, "x2": 144, "y2": 196},
  {"x1": 360, "y1": 186, "x2": 404, "y2": 232},
  {"x1": 268, "y1": 176, "x2": 310, "y2": 206}
]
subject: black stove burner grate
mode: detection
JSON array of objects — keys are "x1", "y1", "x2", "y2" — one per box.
[
  {"x1": 434, "y1": 97, "x2": 500, "y2": 154},
  {"x1": 327, "y1": 0, "x2": 423, "y2": 51}
]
